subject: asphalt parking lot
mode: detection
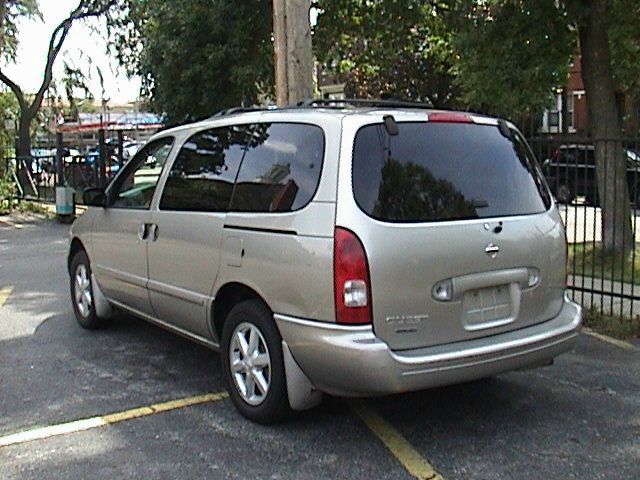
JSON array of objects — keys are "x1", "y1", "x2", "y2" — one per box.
[{"x1": 1, "y1": 216, "x2": 639, "y2": 479}]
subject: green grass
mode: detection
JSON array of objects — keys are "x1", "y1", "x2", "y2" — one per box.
[
  {"x1": 583, "y1": 308, "x2": 640, "y2": 340},
  {"x1": 569, "y1": 242, "x2": 640, "y2": 285},
  {"x1": 15, "y1": 200, "x2": 51, "y2": 215}
]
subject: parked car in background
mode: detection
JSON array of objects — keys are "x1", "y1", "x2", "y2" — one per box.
[
  {"x1": 543, "y1": 144, "x2": 640, "y2": 206},
  {"x1": 122, "y1": 141, "x2": 140, "y2": 161},
  {"x1": 69, "y1": 100, "x2": 582, "y2": 423}
]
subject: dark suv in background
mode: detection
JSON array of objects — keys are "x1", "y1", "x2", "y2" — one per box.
[{"x1": 543, "y1": 144, "x2": 640, "y2": 206}]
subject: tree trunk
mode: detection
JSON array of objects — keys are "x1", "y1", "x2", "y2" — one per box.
[
  {"x1": 578, "y1": 0, "x2": 632, "y2": 255},
  {"x1": 17, "y1": 111, "x2": 32, "y2": 158},
  {"x1": 15, "y1": 110, "x2": 37, "y2": 197}
]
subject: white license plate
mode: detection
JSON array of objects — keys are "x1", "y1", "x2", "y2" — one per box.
[{"x1": 462, "y1": 284, "x2": 512, "y2": 328}]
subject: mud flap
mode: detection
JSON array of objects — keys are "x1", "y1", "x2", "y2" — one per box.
[
  {"x1": 91, "y1": 273, "x2": 114, "y2": 319},
  {"x1": 282, "y1": 341, "x2": 322, "y2": 411}
]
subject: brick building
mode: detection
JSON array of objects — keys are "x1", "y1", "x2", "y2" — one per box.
[{"x1": 540, "y1": 54, "x2": 639, "y2": 135}]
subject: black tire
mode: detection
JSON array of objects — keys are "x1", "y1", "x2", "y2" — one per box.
[
  {"x1": 69, "y1": 250, "x2": 109, "y2": 329},
  {"x1": 221, "y1": 299, "x2": 291, "y2": 424}
]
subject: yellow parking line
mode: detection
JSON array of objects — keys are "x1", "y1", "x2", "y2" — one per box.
[
  {"x1": 583, "y1": 328, "x2": 636, "y2": 351},
  {"x1": 0, "y1": 391, "x2": 228, "y2": 448},
  {"x1": 351, "y1": 401, "x2": 445, "y2": 480},
  {"x1": 0, "y1": 286, "x2": 13, "y2": 307}
]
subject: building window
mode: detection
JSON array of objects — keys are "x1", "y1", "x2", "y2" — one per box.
[{"x1": 566, "y1": 94, "x2": 575, "y2": 131}]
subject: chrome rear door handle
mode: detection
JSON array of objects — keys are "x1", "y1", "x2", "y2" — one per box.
[{"x1": 485, "y1": 243, "x2": 500, "y2": 258}]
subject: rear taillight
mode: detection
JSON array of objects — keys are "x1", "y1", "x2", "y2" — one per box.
[{"x1": 333, "y1": 227, "x2": 372, "y2": 325}]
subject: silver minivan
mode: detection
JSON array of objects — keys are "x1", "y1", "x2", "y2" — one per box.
[{"x1": 68, "y1": 101, "x2": 582, "y2": 423}]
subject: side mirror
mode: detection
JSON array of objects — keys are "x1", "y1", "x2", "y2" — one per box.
[{"x1": 83, "y1": 187, "x2": 107, "y2": 207}]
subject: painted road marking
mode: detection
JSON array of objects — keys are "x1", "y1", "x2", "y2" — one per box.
[
  {"x1": 0, "y1": 286, "x2": 13, "y2": 307},
  {"x1": 0, "y1": 217, "x2": 22, "y2": 229},
  {"x1": 583, "y1": 328, "x2": 636, "y2": 351},
  {"x1": 351, "y1": 401, "x2": 444, "y2": 480},
  {"x1": 0, "y1": 391, "x2": 228, "y2": 448}
]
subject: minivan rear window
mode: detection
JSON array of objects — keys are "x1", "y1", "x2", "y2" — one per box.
[{"x1": 352, "y1": 122, "x2": 551, "y2": 223}]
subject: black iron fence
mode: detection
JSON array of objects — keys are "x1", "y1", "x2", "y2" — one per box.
[
  {"x1": 4, "y1": 129, "x2": 127, "y2": 204},
  {"x1": 4, "y1": 131, "x2": 640, "y2": 320},
  {"x1": 530, "y1": 135, "x2": 640, "y2": 320}
]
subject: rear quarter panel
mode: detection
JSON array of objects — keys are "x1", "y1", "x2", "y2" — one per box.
[{"x1": 212, "y1": 113, "x2": 342, "y2": 323}]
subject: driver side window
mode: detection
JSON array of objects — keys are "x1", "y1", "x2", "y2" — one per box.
[{"x1": 110, "y1": 137, "x2": 174, "y2": 209}]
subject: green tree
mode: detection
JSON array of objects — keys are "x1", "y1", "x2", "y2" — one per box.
[
  {"x1": 0, "y1": 88, "x2": 19, "y2": 157},
  {"x1": 60, "y1": 59, "x2": 93, "y2": 122},
  {"x1": 452, "y1": 1, "x2": 575, "y2": 120},
  {"x1": 109, "y1": 0, "x2": 273, "y2": 124},
  {"x1": 0, "y1": 0, "x2": 117, "y2": 158},
  {"x1": 0, "y1": 0, "x2": 41, "y2": 61},
  {"x1": 314, "y1": 0, "x2": 459, "y2": 107}
]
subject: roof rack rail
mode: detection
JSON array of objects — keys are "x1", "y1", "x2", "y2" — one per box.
[
  {"x1": 210, "y1": 106, "x2": 266, "y2": 118},
  {"x1": 296, "y1": 98, "x2": 434, "y2": 109}
]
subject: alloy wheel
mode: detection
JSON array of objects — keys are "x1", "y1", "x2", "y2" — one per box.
[
  {"x1": 74, "y1": 264, "x2": 92, "y2": 318},
  {"x1": 229, "y1": 322, "x2": 272, "y2": 406}
]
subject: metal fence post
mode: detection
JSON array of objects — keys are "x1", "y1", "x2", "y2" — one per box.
[
  {"x1": 117, "y1": 130, "x2": 124, "y2": 169},
  {"x1": 55, "y1": 132, "x2": 64, "y2": 188},
  {"x1": 98, "y1": 128, "x2": 107, "y2": 187}
]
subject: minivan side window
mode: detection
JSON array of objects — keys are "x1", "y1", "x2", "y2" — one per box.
[
  {"x1": 159, "y1": 125, "x2": 251, "y2": 212},
  {"x1": 229, "y1": 123, "x2": 325, "y2": 213},
  {"x1": 109, "y1": 137, "x2": 174, "y2": 210},
  {"x1": 352, "y1": 122, "x2": 549, "y2": 223}
]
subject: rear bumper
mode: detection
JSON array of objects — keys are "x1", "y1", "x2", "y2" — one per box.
[{"x1": 274, "y1": 295, "x2": 582, "y2": 397}]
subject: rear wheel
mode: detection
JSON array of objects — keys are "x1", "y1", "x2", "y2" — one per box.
[
  {"x1": 221, "y1": 299, "x2": 291, "y2": 424},
  {"x1": 69, "y1": 250, "x2": 109, "y2": 329}
]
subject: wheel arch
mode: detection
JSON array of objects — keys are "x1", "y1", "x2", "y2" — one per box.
[
  {"x1": 212, "y1": 282, "x2": 273, "y2": 340},
  {"x1": 68, "y1": 237, "x2": 87, "y2": 274}
]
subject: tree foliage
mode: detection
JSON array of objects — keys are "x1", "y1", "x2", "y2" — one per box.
[
  {"x1": 0, "y1": 88, "x2": 19, "y2": 152},
  {"x1": 0, "y1": 0, "x2": 41, "y2": 62},
  {"x1": 109, "y1": 0, "x2": 273, "y2": 124},
  {"x1": 452, "y1": 1, "x2": 575, "y2": 118},
  {"x1": 607, "y1": 0, "x2": 640, "y2": 102},
  {"x1": 314, "y1": 0, "x2": 640, "y2": 121},
  {"x1": 313, "y1": 0, "x2": 459, "y2": 107}
]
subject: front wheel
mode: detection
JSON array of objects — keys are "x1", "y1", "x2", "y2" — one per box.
[
  {"x1": 69, "y1": 250, "x2": 109, "y2": 329},
  {"x1": 221, "y1": 299, "x2": 291, "y2": 424}
]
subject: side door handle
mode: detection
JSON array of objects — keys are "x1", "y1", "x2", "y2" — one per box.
[{"x1": 137, "y1": 223, "x2": 158, "y2": 241}]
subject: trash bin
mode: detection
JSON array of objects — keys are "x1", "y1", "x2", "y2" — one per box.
[{"x1": 55, "y1": 186, "x2": 74, "y2": 217}]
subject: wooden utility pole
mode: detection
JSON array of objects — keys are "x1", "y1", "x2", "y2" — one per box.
[{"x1": 272, "y1": 0, "x2": 313, "y2": 107}]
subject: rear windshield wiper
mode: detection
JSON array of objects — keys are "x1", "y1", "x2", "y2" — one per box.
[{"x1": 472, "y1": 198, "x2": 489, "y2": 209}]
